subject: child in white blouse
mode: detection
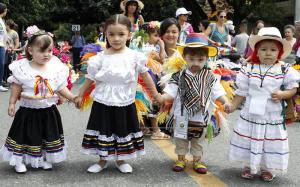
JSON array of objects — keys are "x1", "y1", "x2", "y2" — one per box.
[
  {"x1": 75, "y1": 14, "x2": 160, "y2": 173},
  {"x1": 228, "y1": 27, "x2": 300, "y2": 181},
  {"x1": 0, "y1": 28, "x2": 76, "y2": 174},
  {"x1": 142, "y1": 21, "x2": 165, "y2": 61}
]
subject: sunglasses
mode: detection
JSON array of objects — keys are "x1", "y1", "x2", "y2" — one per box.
[{"x1": 219, "y1": 16, "x2": 227, "y2": 18}]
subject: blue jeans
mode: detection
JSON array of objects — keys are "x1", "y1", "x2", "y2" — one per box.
[{"x1": 0, "y1": 47, "x2": 6, "y2": 86}]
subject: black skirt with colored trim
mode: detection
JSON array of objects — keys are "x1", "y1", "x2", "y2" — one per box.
[
  {"x1": 1, "y1": 105, "x2": 66, "y2": 167},
  {"x1": 82, "y1": 101, "x2": 145, "y2": 160}
]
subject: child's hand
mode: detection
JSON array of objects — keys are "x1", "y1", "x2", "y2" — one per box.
[
  {"x1": 8, "y1": 103, "x2": 16, "y2": 117},
  {"x1": 74, "y1": 96, "x2": 83, "y2": 109},
  {"x1": 224, "y1": 102, "x2": 233, "y2": 113},
  {"x1": 271, "y1": 90, "x2": 283, "y2": 103},
  {"x1": 154, "y1": 93, "x2": 164, "y2": 106},
  {"x1": 158, "y1": 38, "x2": 164, "y2": 48},
  {"x1": 57, "y1": 95, "x2": 67, "y2": 105}
]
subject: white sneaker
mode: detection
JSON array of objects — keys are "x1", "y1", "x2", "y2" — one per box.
[
  {"x1": 15, "y1": 163, "x2": 27, "y2": 174},
  {"x1": 41, "y1": 161, "x2": 53, "y2": 170},
  {"x1": 115, "y1": 162, "x2": 133, "y2": 173},
  {"x1": 87, "y1": 162, "x2": 108, "y2": 173},
  {"x1": 0, "y1": 86, "x2": 8, "y2": 92}
]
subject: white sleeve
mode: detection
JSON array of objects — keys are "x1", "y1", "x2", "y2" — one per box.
[
  {"x1": 136, "y1": 52, "x2": 149, "y2": 73},
  {"x1": 235, "y1": 65, "x2": 250, "y2": 97},
  {"x1": 283, "y1": 66, "x2": 300, "y2": 89},
  {"x1": 163, "y1": 83, "x2": 178, "y2": 99},
  {"x1": 211, "y1": 76, "x2": 226, "y2": 101},
  {"x1": 86, "y1": 53, "x2": 102, "y2": 81}
]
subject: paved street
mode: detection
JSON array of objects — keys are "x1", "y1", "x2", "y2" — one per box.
[{"x1": 0, "y1": 84, "x2": 300, "y2": 187}]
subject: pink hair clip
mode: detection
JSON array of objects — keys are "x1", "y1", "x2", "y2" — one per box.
[
  {"x1": 25, "y1": 25, "x2": 40, "y2": 38},
  {"x1": 148, "y1": 21, "x2": 160, "y2": 29}
]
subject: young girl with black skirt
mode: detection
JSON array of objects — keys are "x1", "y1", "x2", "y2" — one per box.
[
  {"x1": 75, "y1": 14, "x2": 160, "y2": 173},
  {"x1": 0, "y1": 28, "x2": 76, "y2": 173}
]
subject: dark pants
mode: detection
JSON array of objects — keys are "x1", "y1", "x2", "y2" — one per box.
[
  {"x1": 3, "y1": 52, "x2": 14, "y2": 83},
  {"x1": 72, "y1": 47, "x2": 83, "y2": 71},
  {"x1": 0, "y1": 47, "x2": 6, "y2": 86}
]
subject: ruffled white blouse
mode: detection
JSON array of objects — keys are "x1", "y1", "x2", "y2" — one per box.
[
  {"x1": 8, "y1": 56, "x2": 69, "y2": 108},
  {"x1": 86, "y1": 48, "x2": 149, "y2": 106}
]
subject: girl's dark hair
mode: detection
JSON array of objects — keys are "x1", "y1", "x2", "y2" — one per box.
[
  {"x1": 160, "y1": 18, "x2": 181, "y2": 37},
  {"x1": 199, "y1": 19, "x2": 209, "y2": 30},
  {"x1": 97, "y1": 22, "x2": 105, "y2": 32},
  {"x1": 25, "y1": 33, "x2": 53, "y2": 60},
  {"x1": 104, "y1": 14, "x2": 131, "y2": 48},
  {"x1": 124, "y1": 1, "x2": 140, "y2": 23},
  {"x1": 183, "y1": 47, "x2": 208, "y2": 57},
  {"x1": 256, "y1": 20, "x2": 264, "y2": 27}
]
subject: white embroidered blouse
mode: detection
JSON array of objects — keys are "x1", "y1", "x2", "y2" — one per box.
[
  {"x1": 86, "y1": 48, "x2": 149, "y2": 106},
  {"x1": 235, "y1": 62, "x2": 300, "y2": 114},
  {"x1": 7, "y1": 56, "x2": 69, "y2": 108}
]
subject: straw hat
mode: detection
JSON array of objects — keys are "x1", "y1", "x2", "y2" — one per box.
[
  {"x1": 177, "y1": 33, "x2": 218, "y2": 57},
  {"x1": 120, "y1": 0, "x2": 144, "y2": 12},
  {"x1": 249, "y1": 27, "x2": 292, "y2": 60}
]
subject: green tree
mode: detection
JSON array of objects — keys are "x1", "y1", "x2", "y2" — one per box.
[{"x1": 2, "y1": 0, "x2": 291, "y2": 41}]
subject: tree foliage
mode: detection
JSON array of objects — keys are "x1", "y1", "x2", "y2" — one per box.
[{"x1": 1, "y1": 0, "x2": 292, "y2": 41}]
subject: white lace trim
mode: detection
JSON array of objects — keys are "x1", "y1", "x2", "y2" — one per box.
[
  {"x1": 93, "y1": 98, "x2": 135, "y2": 107},
  {"x1": 81, "y1": 149, "x2": 145, "y2": 160},
  {"x1": 0, "y1": 146, "x2": 67, "y2": 168},
  {"x1": 84, "y1": 130, "x2": 143, "y2": 143},
  {"x1": 19, "y1": 97, "x2": 59, "y2": 109}
]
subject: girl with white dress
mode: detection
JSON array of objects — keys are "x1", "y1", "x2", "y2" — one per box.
[
  {"x1": 75, "y1": 14, "x2": 159, "y2": 174},
  {"x1": 228, "y1": 27, "x2": 300, "y2": 181},
  {"x1": 0, "y1": 28, "x2": 76, "y2": 173}
]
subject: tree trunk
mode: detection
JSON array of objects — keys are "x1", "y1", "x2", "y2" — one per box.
[{"x1": 182, "y1": 0, "x2": 208, "y2": 32}]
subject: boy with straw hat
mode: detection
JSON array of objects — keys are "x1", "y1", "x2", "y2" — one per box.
[{"x1": 156, "y1": 33, "x2": 231, "y2": 174}]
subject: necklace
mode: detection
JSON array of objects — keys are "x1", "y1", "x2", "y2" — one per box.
[{"x1": 258, "y1": 64, "x2": 275, "y2": 87}]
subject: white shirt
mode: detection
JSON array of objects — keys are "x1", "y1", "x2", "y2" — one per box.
[
  {"x1": 0, "y1": 18, "x2": 7, "y2": 47},
  {"x1": 235, "y1": 62, "x2": 300, "y2": 113},
  {"x1": 232, "y1": 33, "x2": 249, "y2": 56},
  {"x1": 86, "y1": 48, "x2": 149, "y2": 106},
  {"x1": 7, "y1": 56, "x2": 69, "y2": 108},
  {"x1": 164, "y1": 69, "x2": 226, "y2": 122}
]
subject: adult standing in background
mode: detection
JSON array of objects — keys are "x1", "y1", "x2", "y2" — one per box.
[
  {"x1": 71, "y1": 31, "x2": 85, "y2": 72},
  {"x1": 243, "y1": 19, "x2": 265, "y2": 62},
  {"x1": 231, "y1": 22, "x2": 249, "y2": 56},
  {"x1": 3, "y1": 19, "x2": 19, "y2": 87},
  {"x1": 255, "y1": 20, "x2": 264, "y2": 31},
  {"x1": 160, "y1": 18, "x2": 181, "y2": 59},
  {"x1": 0, "y1": 3, "x2": 7, "y2": 92},
  {"x1": 97, "y1": 22, "x2": 105, "y2": 42},
  {"x1": 294, "y1": 20, "x2": 300, "y2": 64},
  {"x1": 176, "y1": 7, "x2": 194, "y2": 44},
  {"x1": 284, "y1": 25, "x2": 297, "y2": 48},
  {"x1": 120, "y1": 0, "x2": 144, "y2": 32},
  {"x1": 283, "y1": 24, "x2": 297, "y2": 64},
  {"x1": 198, "y1": 19, "x2": 209, "y2": 33},
  {"x1": 205, "y1": 10, "x2": 230, "y2": 46}
]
